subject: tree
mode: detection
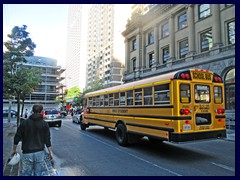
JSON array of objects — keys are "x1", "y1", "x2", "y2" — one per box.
[
  {"x1": 76, "y1": 79, "x2": 104, "y2": 106},
  {"x1": 3, "y1": 25, "x2": 42, "y2": 126},
  {"x1": 67, "y1": 86, "x2": 81, "y2": 99}
]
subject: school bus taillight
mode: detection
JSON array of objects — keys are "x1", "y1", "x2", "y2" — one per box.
[
  {"x1": 185, "y1": 120, "x2": 191, "y2": 124},
  {"x1": 218, "y1": 119, "x2": 224, "y2": 123},
  {"x1": 216, "y1": 108, "x2": 225, "y2": 114},
  {"x1": 180, "y1": 108, "x2": 190, "y2": 115}
]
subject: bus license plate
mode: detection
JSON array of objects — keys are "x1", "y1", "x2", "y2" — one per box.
[{"x1": 183, "y1": 124, "x2": 191, "y2": 130}]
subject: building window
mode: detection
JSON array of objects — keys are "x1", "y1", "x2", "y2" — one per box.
[
  {"x1": 178, "y1": 12, "x2": 187, "y2": 30},
  {"x1": 179, "y1": 39, "x2": 188, "y2": 58},
  {"x1": 148, "y1": 31, "x2": 154, "y2": 44},
  {"x1": 149, "y1": 52, "x2": 154, "y2": 68},
  {"x1": 199, "y1": 4, "x2": 210, "y2": 19},
  {"x1": 225, "y1": 68, "x2": 235, "y2": 110},
  {"x1": 132, "y1": 58, "x2": 136, "y2": 71},
  {"x1": 200, "y1": 30, "x2": 213, "y2": 52},
  {"x1": 162, "y1": 23, "x2": 169, "y2": 38},
  {"x1": 163, "y1": 47, "x2": 169, "y2": 63},
  {"x1": 227, "y1": 21, "x2": 235, "y2": 44},
  {"x1": 132, "y1": 39, "x2": 137, "y2": 50}
]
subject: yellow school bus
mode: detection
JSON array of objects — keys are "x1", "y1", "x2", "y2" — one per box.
[{"x1": 81, "y1": 69, "x2": 226, "y2": 146}]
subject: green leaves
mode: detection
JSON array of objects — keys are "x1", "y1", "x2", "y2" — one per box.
[{"x1": 3, "y1": 25, "x2": 41, "y2": 126}]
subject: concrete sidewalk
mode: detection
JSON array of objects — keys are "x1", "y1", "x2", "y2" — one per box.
[
  {"x1": 2, "y1": 121, "x2": 235, "y2": 176},
  {"x1": 3, "y1": 122, "x2": 19, "y2": 176}
]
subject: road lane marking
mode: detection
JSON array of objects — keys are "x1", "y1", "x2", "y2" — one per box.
[
  {"x1": 211, "y1": 162, "x2": 235, "y2": 172},
  {"x1": 63, "y1": 123, "x2": 182, "y2": 176}
]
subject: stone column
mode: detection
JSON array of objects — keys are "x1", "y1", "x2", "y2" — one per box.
[
  {"x1": 136, "y1": 33, "x2": 140, "y2": 70},
  {"x1": 169, "y1": 14, "x2": 175, "y2": 60},
  {"x1": 141, "y1": 32, "x2": 146, "y2": 69},
  {"x1": 154, "y1": 24, "x2": 159, "y2": 64},
  {"x1": 212, "y1": 4, "x2": 222, "y2": 47},
  {"x1": 124, "y1": 39, "x2": 130, "y2": 73},
  {"x1": 187, "y1": 4, "x2": 196, "y2": 54}
]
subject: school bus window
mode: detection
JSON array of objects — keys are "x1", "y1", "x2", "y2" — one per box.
[
  {"x1": 135, "y1": 88, "x2": 143, "y2": 105},
  {"x1": 154, "y1": 84, "x2": 170, "y2": 105},
  {"x1": 114, "y1": 93, "x2": 119, "y2": 106},
  {"x1": 100, "y1": 95, "x2": 104, "y2": 106},
  {"x1": 104, "y1": 94, "x2": 109, "y2": 106},
  {"x1": 95, "y1": 96, "x2": 100, "y2": 106},
  {"x1": 144, "y1": 87, "x2": 152, "y2": 105},
  {"x1": 180, "y1": 84, "x2": 191, "y2": 103},
  {"x1": 92, "y1": 97, "x2": 96, "y2": 106},
  {"x1": 89, "y1": 97, "x2": 93, "y2": 107},
  {"x1": 120, "y1": 92, "x2": 126, "y2": 106},
  {"x1": 195, "y1": 85, "x2": 210, "y2": 103},
  {"x1": 127, "y1": 90, "x2": 133, "y2": 105},
  {"x1": 109, "y1": 94, "x2": 114, "y2": 106},
  {"x1": 214, "y1": 86, "x2": 222, "y2": 104}
]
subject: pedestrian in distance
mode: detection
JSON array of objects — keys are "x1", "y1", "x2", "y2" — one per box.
[
  {"x1": 24, "y1": 109, "x2": 28, "y2": 118},
  {"x1": 11, "y1": 104, "x2": 53, "y2": 176}
]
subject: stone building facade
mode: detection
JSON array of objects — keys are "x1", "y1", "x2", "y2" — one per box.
[{"x1": 122, "y1": 4, "x2": 235, "y2": 120}]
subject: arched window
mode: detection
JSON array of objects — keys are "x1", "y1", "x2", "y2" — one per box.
[{"x1": 225, "y1": 68, "x2": 235, "y2": 110}]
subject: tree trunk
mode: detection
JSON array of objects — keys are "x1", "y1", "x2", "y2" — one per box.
[{"x1": 21, "y1": 98, "x2": 25, "y2": 117}]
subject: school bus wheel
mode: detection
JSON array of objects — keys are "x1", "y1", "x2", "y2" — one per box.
[
  {"x1": 80, "y1": 122, "x2": 86, "y2": 130},
  {"x1": 116, "y1": 123, "x2": 128, "y2": 146}
]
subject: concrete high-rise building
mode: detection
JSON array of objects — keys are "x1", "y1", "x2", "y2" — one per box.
[
  {"x1": 66, "y1": 4, "x2": 87, "y2": 90},
  {"x1": 3, "y1": 56, "x2": 65, "y2": 110},
  {"x1": 86, "y1": 4, "x2": 132, "y2": 88}
]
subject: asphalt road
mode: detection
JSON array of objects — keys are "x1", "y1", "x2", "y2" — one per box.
[{"x1": 49, "y1": 116, "x2": 235, "y2": 176}]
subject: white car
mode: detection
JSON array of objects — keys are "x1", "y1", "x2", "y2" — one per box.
[{"x1": 72, "y1": 113, "x2": 83, "y2": 124}]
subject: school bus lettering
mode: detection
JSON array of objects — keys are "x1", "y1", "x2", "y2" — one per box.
[
  {"x1": 112, "y1": 109, "x2": 128, "y2": 113},
  {"x1": 199, "y1": 105, "x2": 210, "y2": 110},
  {"x1": 193, "y1": 72, "x2": 211, "y2": 81}
]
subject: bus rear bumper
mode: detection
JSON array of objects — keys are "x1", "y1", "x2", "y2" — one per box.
[{"x1": 169, "y1": 130, "x2": 226, "y2": 143}]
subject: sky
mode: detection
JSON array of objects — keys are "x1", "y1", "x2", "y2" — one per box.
[{"x1": 3, "y1": 4, "x2": 68, "y2": 67}]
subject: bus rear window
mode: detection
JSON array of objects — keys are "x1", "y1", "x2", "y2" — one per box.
[
  {"x1": 195, "y1": 85, "x2": 210, "y2": 103},
  {"x1": 214, "y1": 86, "x2": 222, "y2": 104},
  {"x1": 180, "y1": 84, "x2": 191, "y2": 103}
]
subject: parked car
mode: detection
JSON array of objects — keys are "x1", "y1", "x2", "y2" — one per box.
[
  {"x1": 3, "y1": 109, "x2": 17, "y2": 118},
  {"x1": 43, "y1": 109, "x2": 62, "y2": 127},
  {"x1": 72, "y1": 113, "x2": 83, "y2": 124}
]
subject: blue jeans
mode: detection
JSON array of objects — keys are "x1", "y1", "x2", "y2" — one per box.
[{"x1": 20, "y1": 150, "x2": 45, "y2": 176}]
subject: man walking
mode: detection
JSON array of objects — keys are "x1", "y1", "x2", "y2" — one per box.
[{"x1": 11, "y1": 104, "x2": 53, "y2": 176}]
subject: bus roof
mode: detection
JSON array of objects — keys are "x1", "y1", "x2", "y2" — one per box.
[{"x1": 85, "y1": 70, "x2": 178, "y2": 97}]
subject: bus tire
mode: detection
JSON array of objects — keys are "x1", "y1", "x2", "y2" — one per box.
[
  {"x1": 116, "y1": 123, "x2": 128, "y2": 146},
  {"x1": 80, "y1": 122, "x2": 86, "y2": 130}
]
